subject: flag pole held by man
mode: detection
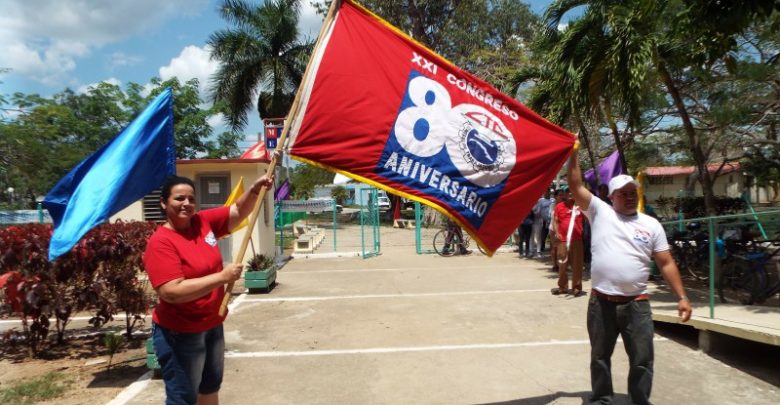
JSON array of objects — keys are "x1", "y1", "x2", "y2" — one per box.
[
  {"x1": 43, "y1": 88, "x2": 175, "y2": 261},
  {"x1": 284, "y1": 0, "x2": 575, "y2": 254}
]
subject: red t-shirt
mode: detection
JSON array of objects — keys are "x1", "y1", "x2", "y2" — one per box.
[
  {"x1": 144, "y1": 206, "x2": 230, "y2": 333},
  {"x1": 555, "y1": 201, "x2": 584, "y2": 241}
]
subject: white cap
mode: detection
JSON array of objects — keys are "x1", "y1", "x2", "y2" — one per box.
[{"x1": 608, "y1": 174, "x2": 639, "y2": 195}]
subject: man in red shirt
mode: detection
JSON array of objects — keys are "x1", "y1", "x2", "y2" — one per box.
[{"x1": 551, "y1": 188, "x2": 585, "y2": 296}]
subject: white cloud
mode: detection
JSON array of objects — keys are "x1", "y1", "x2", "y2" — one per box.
[
  {"x1": 158, "y1": 45, "x2": 219, "y2": 98},
  {"x1": 108, "y1": 52, "x2": 143, "y2": 70},
  {"x1": 0, "y1": 0, "x2": 206, "y2": 85},
  {"x1": 207, "y1": 113, "x2": 226, "y2": 129},
  {"x1": 298, "y1": 2, "x2": 324, "y2": 40}
]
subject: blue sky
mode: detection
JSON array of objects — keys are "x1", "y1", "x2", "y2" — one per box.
[{"x1": 0, "y1": 0, "x2": 572, "y2": 148}]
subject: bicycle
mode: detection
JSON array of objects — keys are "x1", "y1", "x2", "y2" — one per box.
[
  {"x1": 432, "y1": 224, "x2": 487, "y2": 256},
  {"x1": 718, "y1": 242, "x2": 780, "y2": 305},
  {"x1": 668, "y1": 223, "x2": 710, "y2": 281}
]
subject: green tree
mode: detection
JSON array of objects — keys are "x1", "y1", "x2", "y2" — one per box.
[
  {"x1": 205, "y1": 131, "x2": 243, "y2": 158},
  {"x1": 313, "y1": 0, "x2": 540, "y2": 92},
  {"x1": 209, "y1": 0, "x2": 314, "y2": 131},
  {"x1": 330, "y1": 185, "x2": 348, "y2": 205},
  {"x1": 141, "y1": 78, "x2": 218, "y2": 159},
  {"x1": 289, "y1": 163, "x2": 333, "y2": 199},
  {"x1": 535, "y1": 0, "x2": 779, "y2": 214}
]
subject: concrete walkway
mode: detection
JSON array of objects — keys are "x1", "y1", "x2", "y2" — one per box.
[{"x1": 119, "y1": 237, "x2": 779, "y2": 404}]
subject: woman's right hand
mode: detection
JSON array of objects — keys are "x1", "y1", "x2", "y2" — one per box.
[{"x1": 221, "y1": 263, "x2": 244, "y2": 283}]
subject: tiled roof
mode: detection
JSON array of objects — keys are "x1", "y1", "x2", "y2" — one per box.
[{"x1": 645, "y1": 162, "x2": 740, "y2": 176}]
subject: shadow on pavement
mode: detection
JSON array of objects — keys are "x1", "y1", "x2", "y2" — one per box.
[
  {"x1": 475, "y1": 391, "x2": 630, "y2": 404},
  {"x1": 654, "y1": 322, "x2": 780, "y2": 388}
]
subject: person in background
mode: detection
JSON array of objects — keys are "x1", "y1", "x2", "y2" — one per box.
[
  {"x1": 518, "y1": 211, "x2": 535, "y2": 257},
  {"x1": 443, "y1": 217, "x2": 471, "y2": 255},
  {"x1": 144, "y1": 173, "x2": 273, "y2": 405},
  {"x1": 548, "y1": 188, "x2": 565, "y2": 272},
  {"x1": 531, "y1": 189, "x2": 554, "y2": 258},
  {"x1": 568, "y1": 146, "x2": 691, "y2": 405},
  {"x1": 551, "y1": 187, "x2": 585, "y2": 296},
  {"x1": 643, "y1": 194, "x2": 659, "y2": 219}
]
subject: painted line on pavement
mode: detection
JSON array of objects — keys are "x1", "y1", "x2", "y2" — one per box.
[
  {"x1": 242, "y1": 289, "x2": 550, "y2": 303},
  {"x1": 282, "y1": 265, "x2": 526, "y2": 274},
  {"x1": 226, "y1": 337, "x2": 669, "y2": 358},
  {"x1": 229, "y1": 291, "x2": 248, "y2": 311},
  {"x1": 106, "y1": 371, "x2": 153, "y2": 405},
  {"x1": 0, "y1": 315, "x2": 146, "y2": 326}
]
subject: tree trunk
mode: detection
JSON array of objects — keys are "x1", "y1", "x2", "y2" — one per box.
[
  {"x1": 601, "y1": 98, "x2": 629, "y2": 174},
  {"x1": 574, "y1": 114, "x2": 600, "y2": 186},
  {"x1": 657, "y1": 62, "x2": 717, "y2": 215}
]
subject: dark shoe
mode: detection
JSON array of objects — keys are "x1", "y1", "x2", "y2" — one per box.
[
  {"x1": 460, "y1": 249, "x2": 472, "y2": 255},
  {"x1": 570, "y1": 289, "x2": 585, "y2": 297},
  {"x1": 551, "y1": 287, "x2": 564, "y2": 295}
]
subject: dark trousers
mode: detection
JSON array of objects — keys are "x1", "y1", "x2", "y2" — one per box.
[
  {"x1": 587, "y1": 294, "x2": 655, "y2": 405},
  {"x1": 518, "y1": 224, "x2": 533, "y2": 255},
  {"x1": 539, "y1": 220, "x2": 550, "y2": 252}
]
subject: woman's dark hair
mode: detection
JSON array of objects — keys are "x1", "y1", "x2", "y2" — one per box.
[{"x1": 161, "y1": 176, "x2": 195, "y2": 200}]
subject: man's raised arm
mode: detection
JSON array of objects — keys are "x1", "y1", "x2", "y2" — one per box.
[{"x1": 567, "y1": 142, "x2": 593, "y2": 211}]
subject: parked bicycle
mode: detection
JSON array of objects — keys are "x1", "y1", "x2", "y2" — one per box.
[
  {"x1": 432, "y1": 220, "x2": 486, "y2": 256},
  {"x1": 667, "y1": 222, "x2": 710, "y2": 281},
  {"x1": 718, "y1": 241, "x2": 780, "y2": 305}
]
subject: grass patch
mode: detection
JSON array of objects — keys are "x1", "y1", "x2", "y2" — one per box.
[{"x1": 0, "y1": 372, "x2": 73, "y2": 404}]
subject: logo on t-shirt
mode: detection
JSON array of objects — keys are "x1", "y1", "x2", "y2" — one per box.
[
  {"x1": 205, "y1": 231, "x2": 217, "y2": 247},
  {"x1": 633, "y1": 229, "x2": 651, "y2": 244}
]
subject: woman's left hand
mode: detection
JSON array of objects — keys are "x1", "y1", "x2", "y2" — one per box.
[{"x1": 250, "y1": 174, "x2": 274, "y2": 194}]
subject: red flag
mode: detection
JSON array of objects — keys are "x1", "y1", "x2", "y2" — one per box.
[
  {"x1": 241, "y1": 140, "x2": 270, "y2": 160},
  {"x1": 287, "y1": 0, "x2": 575, "y2": 254}
]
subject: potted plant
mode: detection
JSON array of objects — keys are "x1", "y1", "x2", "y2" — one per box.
[{"x1": 244, "y1": 254, "x2": 277, "y2": 293}]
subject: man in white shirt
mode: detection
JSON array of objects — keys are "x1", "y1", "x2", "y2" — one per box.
[
  {"x1": 567, "y1": 145, "x2": 691, "y2": 405},
  {"x1": 531, "y1": 190, "x2": 554, "y2": 258}
]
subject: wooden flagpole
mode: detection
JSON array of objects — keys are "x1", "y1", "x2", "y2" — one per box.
[{"x1": 218, "y1": 0, "x2": 343, "y2": 316}]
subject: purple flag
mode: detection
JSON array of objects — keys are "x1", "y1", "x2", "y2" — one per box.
[
  {"x1": 584, "y1": 150, "x2": 623, "y2": 190},
  {"x1": 274, "y1": 179, "x2": 290, "y2": 202}
]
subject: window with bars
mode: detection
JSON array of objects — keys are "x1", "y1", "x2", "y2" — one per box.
[
  {"x1": 648, "y1": 175, "x2": 674, "y2": 185},
  {"x1": 142, "y1": 189, "x2": 165, "y2": 222}
]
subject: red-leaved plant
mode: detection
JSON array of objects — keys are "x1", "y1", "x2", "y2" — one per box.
[{"x1": 0, "y1": 220, "x2": 157, "y2": 357}]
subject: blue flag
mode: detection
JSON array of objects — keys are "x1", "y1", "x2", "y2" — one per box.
[{"x1": 44, "y1": 88, "x2": 176, "y2": 261}]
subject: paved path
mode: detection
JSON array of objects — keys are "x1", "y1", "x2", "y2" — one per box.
[{"x1": 119, "y1": 234, "x2": 779, "y2": 404}]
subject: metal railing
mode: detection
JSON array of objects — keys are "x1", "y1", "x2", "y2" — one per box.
[{"x1": 661, "y1": 209, "x2": 780, "y2": 318}]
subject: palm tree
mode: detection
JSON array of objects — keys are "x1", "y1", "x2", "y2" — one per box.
[
  {"x1": 539, "y1": 0, "x2": 779, "y2": 215},
  {"x1": 509, "y1": 13, "x2": 608, "y2": 181},
  {"x1": 209, "y1": 0, "x2": 314, "y2": 131}
]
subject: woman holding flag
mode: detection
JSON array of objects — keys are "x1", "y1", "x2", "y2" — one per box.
[{"x1": 144, "y1": 173, "x2": 272, "y2": 405}]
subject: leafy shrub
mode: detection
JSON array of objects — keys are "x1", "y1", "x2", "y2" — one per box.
[
  {"x1": 0, "y1": 220, "x2": 157, "y2": 357},
  {"x1": 103, "y1": 332, "x2": 124, "y2": 371},
  {"x1": 246, "y1": 254, "x2": 275, "y2": 272}
]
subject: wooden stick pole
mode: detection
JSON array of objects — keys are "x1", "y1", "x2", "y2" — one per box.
[{"x1": 218, "y1": 0, "x2": 343, "y2": 316}]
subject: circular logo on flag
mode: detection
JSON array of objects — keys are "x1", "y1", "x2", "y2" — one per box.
[{"x1": 447, "y1": 104, "x2": 516, "y2": 188}]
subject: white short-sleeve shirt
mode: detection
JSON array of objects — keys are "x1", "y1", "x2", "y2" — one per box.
[{"x1": 584, "y1": 196, "x2": 669, "y2": 296}]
